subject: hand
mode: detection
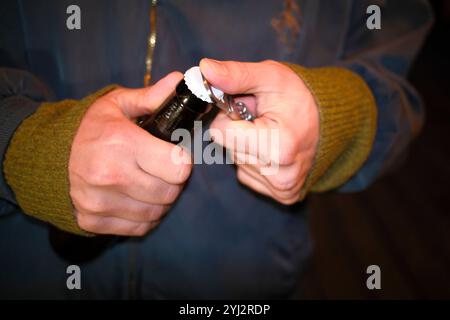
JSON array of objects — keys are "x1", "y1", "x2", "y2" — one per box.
[
  {"x1": 200, "y1": 59, "x2": 319, "y2": 205},
  {"x1": 69, "y1": 72, "x2": 192, "y2": 236}
]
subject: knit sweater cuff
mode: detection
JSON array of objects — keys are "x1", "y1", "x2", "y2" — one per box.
[
  {"x1": 3, "y1": 85, "x2": 118, "y2": 235},
  {"x1": 283, "y1": 64, "x2": 377, "y2": 197}
]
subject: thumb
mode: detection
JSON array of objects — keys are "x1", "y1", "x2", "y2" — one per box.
[
  {"x1": 199, "y1": 58, "x2": 274, "y2": 95},
  {"x1": 113, "y1": 71, "x2": 183, "y2": 118}
]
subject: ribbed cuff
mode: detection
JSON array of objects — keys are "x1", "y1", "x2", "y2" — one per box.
[
  {"x1": 283, "y1": 64, "x2": 377, "y2": 198},
  {"x1": 4, "y1": 85, "x2": 118, "y2": 235}
]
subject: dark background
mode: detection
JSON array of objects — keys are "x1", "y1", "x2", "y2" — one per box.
[{"x1": 299, "y1": 0, "x2": 450, "y2": 299}]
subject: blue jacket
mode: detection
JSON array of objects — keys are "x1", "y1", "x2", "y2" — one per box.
[{"x1": 0, "y1": 0, "x2": 432, "y2": 298}]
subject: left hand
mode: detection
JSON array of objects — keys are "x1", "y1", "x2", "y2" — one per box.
[{"x1": 200, "y1": 59, "x2": 319, "y2": 205}]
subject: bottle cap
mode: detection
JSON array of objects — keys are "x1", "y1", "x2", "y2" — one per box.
[{"x1": 184, "y1": 66, "x2": 254, "y2": 121}]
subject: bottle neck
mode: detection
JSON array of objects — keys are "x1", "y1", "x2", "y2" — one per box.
[{"x1": 175, "y1": 80, "x2": 210, "y2": 114}]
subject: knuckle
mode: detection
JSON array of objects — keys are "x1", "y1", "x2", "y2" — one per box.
[
  {"x1": 82, "y1": 196, "x2": 108, "y2": 214},
  {"x1": 103, "y1": 87, "x2": 127, "y2": 102},
  {"x1": 262, "y1": 59, "x2": 280, "y2": 68},
  {"x1": 77, "y1": 213, "x2": 98, "y2": 232},
  {"x1": 103, "y1": 126, "x2": 130, "y2": 148},
  {"x1": 237, "y1": 62, "x2": 251, "y2": 87},
  {"x1": 153, "y1": 205, "x2": 167, "y2": 220},
  {"x1": 132, "y1": 224, "x2": 149, "y2": 237},
  {"x1": 262, "y1": 59, "x2": 283, "y2": 74},
  {"x1": 270, "y1": 174, "x2": 297, "y2": 192},
  {"x1": 174, "y1": 163, "x2": 192, "y2": 184},
  {"x1": 262, "y1": 60, "x2": 296, "y2": 83},
  {"x1": 263, "y1": 59, "x2": 291, "y2": 73},
  {"x1": 141, "y1": 205, "x2": 166, "y2": 222},
  {"x1": 272, "y1": 179, "x2": 303, "y2": 204},
  {"x1": 142, "y1": 206, "x2": 158, "y2": 221},
  {"x1": 236, "y1": 169, "x2": 249, "y2": 185},
  {"x1": 70, "y1": 189, "x2": 85, "y2": 210},
  {"x1": 86, "y1": 163, "x2": 124, "y2": 187},
  {"x1": 277, "y1": 196, "x2": 298, "y2": 206},
  {"x1": 278, "y1": 145, "x2": 298, "y2": 166},
  {"x1": 130, "y1": 222, "x2": 154, "y2": 237},
  {"x1": 162, "y1": 185, "x2": 181, "y2": 204},
  {"x1": 236, "y1": 168, "x2": 245, "y2": 180}
]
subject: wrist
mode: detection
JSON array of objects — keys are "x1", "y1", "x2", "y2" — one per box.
[
  {"x1": 3, "y1": 85, "x2": 118, "y2": 235},
  {"x1": 283, "y1": 63, "x2": 377, "y2": 198}
]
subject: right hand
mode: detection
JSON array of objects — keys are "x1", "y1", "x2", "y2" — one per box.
[{"x1": 69, "y1": 72, "x2": 192, "y2": 236}]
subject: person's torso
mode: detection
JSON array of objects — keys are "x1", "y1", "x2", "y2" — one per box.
[{"x1": 0, "y1": 0, "x2": 354, "y2": 298}]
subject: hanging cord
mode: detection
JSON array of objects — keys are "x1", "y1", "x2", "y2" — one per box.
[{"x1": 144, "y1": 0, "x2": 158, "y2": 86}]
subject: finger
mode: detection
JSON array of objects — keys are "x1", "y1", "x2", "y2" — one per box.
[
  {"x1": 119, "y1": 169, "x2": 183, "y2": 205},
  {"x1": 239, "y1": 162, "x2": 302, "y2": 205},
  {"x1": 239, "y1": 164, "x2": 304, "y2": 202},
  {"x1": 236, "y1": 151, "x2": 305, "y2": 189},
  {"x1": 77, "y1": 211, "x2": 158, "y2": 236},
  {"x1": 233, "y1": 151, "x2": 273, "y2": 169},
  {"x1": 200, "y1": 58, "x2": 285, "y2": 95},
  {"x1": 72, "y1": 187, "x2": 169, "y2": 222},
  {"x1": 236, "y1": 168, "x2": 273, "y2": 199},
  {"x1": 112, "y1": 71, "x2": 183, "y2": 118},
  {"x1": 210, "y1": 113, "x2": 277, "y2": 163},
  {"x1": 133, "y1": 127, "x2": 193, "y2": 185},
  {"x1": 108, "y1": 199, "x2": 168, "y2": 223}
]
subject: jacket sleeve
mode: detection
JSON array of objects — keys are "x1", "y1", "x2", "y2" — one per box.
[
  {"x1": 0, "y1": 1, "x2": 97, "y2": 233},
  {"x1": 0, "y1": 68, "x2": 52, "y2": 205},
  {"x1": 336, "y1": 0, "x2": 434, "y2": 192},
  {"x1": 2, "y1": 81, "x2": 116, "y2": 235},
  {"x1": 285, "y1": 0, "x2": 433, "y2": 196},
  {"x1": 0, "y1": 1, "x2": 52, "y2": 209}
]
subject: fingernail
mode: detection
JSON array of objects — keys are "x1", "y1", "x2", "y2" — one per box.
[{"x1": 204, "y1": 59, "x2": 228, "y2": 76}]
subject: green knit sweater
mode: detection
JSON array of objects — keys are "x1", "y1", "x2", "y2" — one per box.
[{"x1": 3, "y1": 65, "x2": 376, "y2": 235}]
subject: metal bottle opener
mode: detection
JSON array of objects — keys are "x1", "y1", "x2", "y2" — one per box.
[{"x1": 201, "y1": 74, "x2": 254, "y2": 121}]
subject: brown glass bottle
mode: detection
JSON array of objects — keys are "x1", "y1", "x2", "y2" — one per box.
[
  {"x1": 139, "y1": 79, "x2": 210, "y2": 142},
  {"x1": 50, "y1": 79, "x2": 212, "y2": 263}
]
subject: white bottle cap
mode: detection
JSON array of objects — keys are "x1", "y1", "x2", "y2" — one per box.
[{"x1": 184, "y1": 66, "x2": 224, "y2": 103}]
